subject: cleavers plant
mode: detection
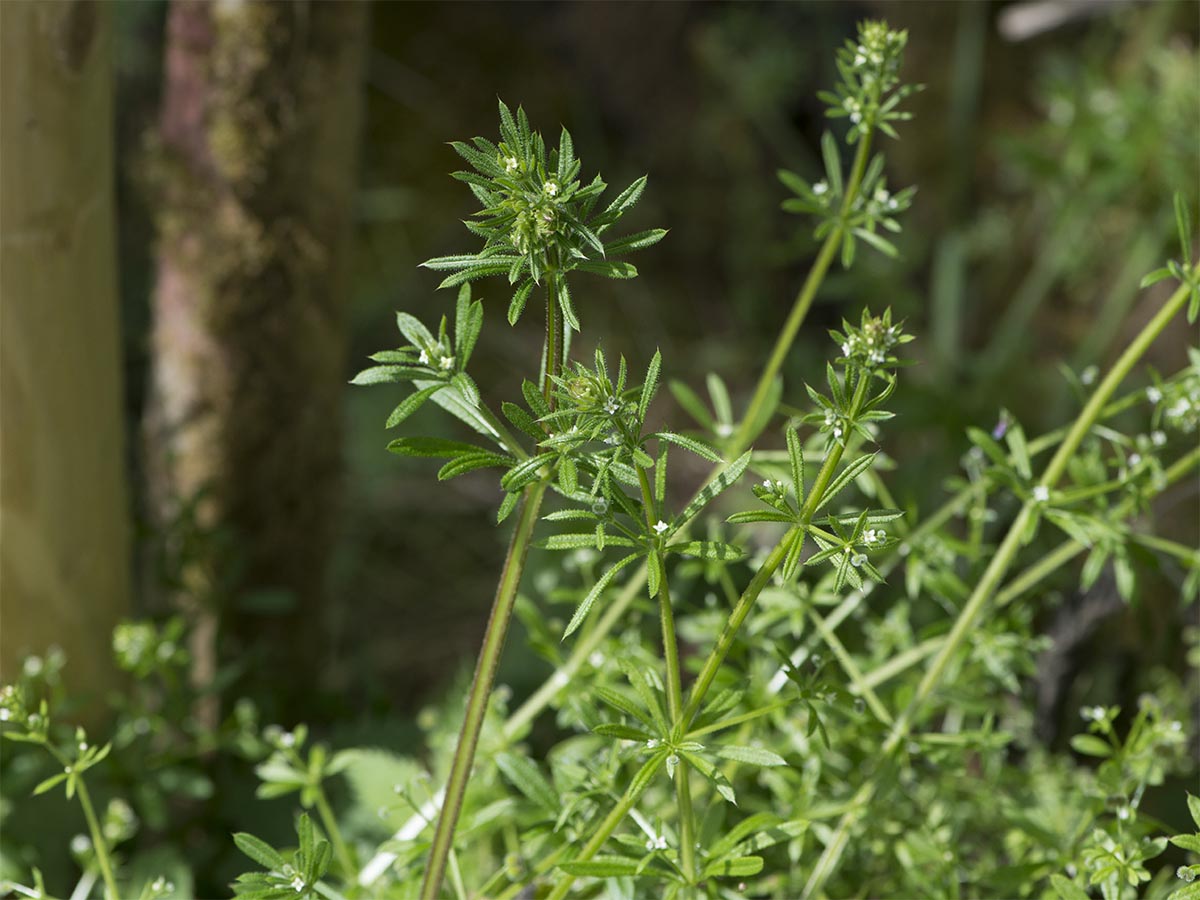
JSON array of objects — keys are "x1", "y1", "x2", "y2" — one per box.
[{"x1": 2, "y1": 18, "x2": 1197, "y2": 900}]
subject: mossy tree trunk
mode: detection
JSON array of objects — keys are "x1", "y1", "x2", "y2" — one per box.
[
  {"x1": 0, "y1": 2, "x2": 130, "y2": 697},
  {"x1": 144, "y1": 0, "x2": 367, "y2": 715}
]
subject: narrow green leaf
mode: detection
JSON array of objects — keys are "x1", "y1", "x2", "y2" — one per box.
[
  {"x1": 386, "y1": 385, "x2": 442, "y2": 429},
  {"x1": 654, "y1": 431, "x2": 721, "y2": 462},
  {"x1": 786, "y1": 427, "x2": 806, "y2": 500},
  {"x1": 351, "y1": 365, "x2": 425, "y2": 386},
  {"x1": 715, "y1": 746, "x2": 786, "y2": 767},
  {"x1": 640, "y1": 349, "x2": 662, "y2": 422},
  {"x1": 574, "y1": 260, "x2": 638, "y2": 279},
  {"x1": 821, "y1": 132, "x2": 843, "y2": 197},
  {"x1": 679, "y1": 451, "x2": 751, "y2": 525},
  {"x1": 814, "y1": 453, "x2": 878, "y2": 512},
  {"x1": 605, "y1": 229, "x2": 668, "y2": 256},
  {"x1": 386, "y1": 436, "x2": 487, "y2": 459},
  {"x1": 508, "y1": 279, "x2": 535, "y2": 326},
  {"x1": 674, "y1": 540, "x2": 746, "y2": 561},
  {"x1": 592, "y1": 723, "x2": 653, "y2": 742},
  {"x1": 564, "y1": 553, "x2": 639, "y2": 638},
  {"x1": 395, "y1": 312, "x2": 435, "y2": 348},
  {"x1": 558, "y1": 857, "x2": 641, "y2": 877},
  {"x1": 701, "y1": 856, "x2": 764, "y2": 879},
  {"x1": 32, "y1": 772, "x2": 68, "y2": 796},
  {"x1": 233, "y1": 832, "x2": 287, "y2": 870},
  {"x1": 437, "y1": 453, "x2": 512, "y2": 481},
  {"x1": 1069, "y1": 734, "x2": 1112, "y2": 758}
]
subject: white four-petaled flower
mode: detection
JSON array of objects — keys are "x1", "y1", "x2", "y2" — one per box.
[
  {"x1": 653, "y1": 520, "x2": 669, "y2": 535},
  {"x1": 1032, "y1": 485, "x2": 1050, "y2": 503}
]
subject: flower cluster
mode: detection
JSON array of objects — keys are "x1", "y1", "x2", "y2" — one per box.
[
  {"x1": 819, "y1": 20, "x2": 916, "y2": 142},
  {"x1": 831, "y1": 308, "x2": 912, "y2": 371},
  {"x1": 421, "y1": 100, "x2": 665, "y2": 329}
]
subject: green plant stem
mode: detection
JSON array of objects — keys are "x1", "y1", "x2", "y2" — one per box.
[
  {"x1": 800, "y1": 270, "x2": 1198, "y2": 900},
  {"x1": 314, "y1": 788, "x2": 355, "y2": 880},
  {"x1": 730, "y1": 133, "x2": 873, "y2": 453},
  {"x1": 543, "y1": 272, "x2": 559, "y2": 408},
  {"x1": 635, "y1": 465, "x2": 695, "y2": 880},
  {"x1": 75, "y1": 778, "x2": 119, "y2": 900},
  {"x1": 546, "y1": 758, "x2": 664, "y2": 900},
  {"x1": 475, "y1": 401, "x2": 531, "y2": 461},
  {"x1": 419, "y1": 479, "x2": 549, "y2": 900},
  {"x1": 684, "y1": 370, "x2": 871, "y2": 726}
]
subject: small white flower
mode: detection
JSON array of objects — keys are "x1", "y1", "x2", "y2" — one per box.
[
  {"x1": 833, "y1": 426, "x2": 844, "y2": 440},
  {"x1": 1080, "y1": 366, "x2": 1098, "y2": 386},
  {"x1": 1171, "y1": 720, "x2": 1183, "y2": 732},
  {"x1": 646, "y1": 738, "x2": 659, "y2": 749},
  {"x1": 716, "y1": 422, "x2": 733, "y2": 437},
  {"x1": 645, "y1": 834, "x2": 668, "y2": 851},
  {"x1": 1146, "y1": 386, "x2": 1163, "y2": 403},
  {"x1": 0, "y1": 709, "x2": 10, "y2": 722},
  {"x1": 279, "y1": 730, "x2": 296, "y2": 748},
  {"x1": 1127, "y1": 453, "x2": 1141, "y2": 466},
  {"x1": 418, "y1": 349, "x2": 430, "y2": 365},
  {"x1": 604, "y1": 397, "x2": 620, "y2": 415},
  {"x1": 543, "y1": 181, "x2": 559, "y2": 197},
  {"x1": 1032, "y1": 485, "x2": 1050, "y2": 503},
  {"x1": 812, "y1": 181, "x2": 828, "y2": 196},
  {"x1": 23, "y1": 656, "x2": 43, "y2": 677},
  {"x1": 653, "y1": 520, "x2": 669, "y2": 535},
  {"x1": 292, "y1": 875, "x2": 306, "y2": 893},
  {"x1": 504, "y1": 156, "x2": 518, "y2": 173},
  {"x1": 1116, "y1": 806, "x2": 1130, "y2": 821},
  {"x1": 841, "y1": 342, "x2": 852, "y2": 357},
  {"x1": 762, "y1": 479, "x2": 773, "y2": 490},
  {"x1": 70, "y1": 834, "x2": 91, "y2": 855},
  {"x1": 439, "y1": 355, "x2": 455, "y2": 370},
  {"x1": 1151, "y1": 430, "x2": 1167, "y2": 447},
  {"x1": 863, "y1": 529, "x2": 878, "y2": 545}
]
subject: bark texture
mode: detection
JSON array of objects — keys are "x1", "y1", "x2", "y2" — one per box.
[
  {"x1": 144, "y1": 0, "x2": 366, "y2": 709},
  {"x1": 0, "y1": 2, "x2": 130, "y2": 694}
]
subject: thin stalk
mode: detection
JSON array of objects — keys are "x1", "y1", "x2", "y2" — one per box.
[
  {"x1": 800, "y1": 270, "x2": 1198, "y2": 899},
  {"x1": 419, "y1": 479, "x2": 549, "y2": 900},
  {"x1": 75, "y1": 778, "x2": 119, "y2": 900},
  {"x1": 543, "y1": 272, "x2": 559, "y2": 408},
  {"x1": 731, "y1": 133, "x2": 873, "y2": 453},
  {"x1": 684, "y1": 371, "x2": 872, "y2": 726},
  {"x1": 636, "y1": 465, "x2": 694, "y2": 880},
  {"x1": 314, "y1": 788, "x2": 356, "y2": 880},
  {"x1": 546, "y1": 762, "x2": 663, "y2": 900}
]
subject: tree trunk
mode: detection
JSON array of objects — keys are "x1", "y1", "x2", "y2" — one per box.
[
  {"x1": 144, "y1": 0, "x2": 366, "y2": 715},
  {"x1": 0, "y1": 2, "x2": 130, "y2": 697}
]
